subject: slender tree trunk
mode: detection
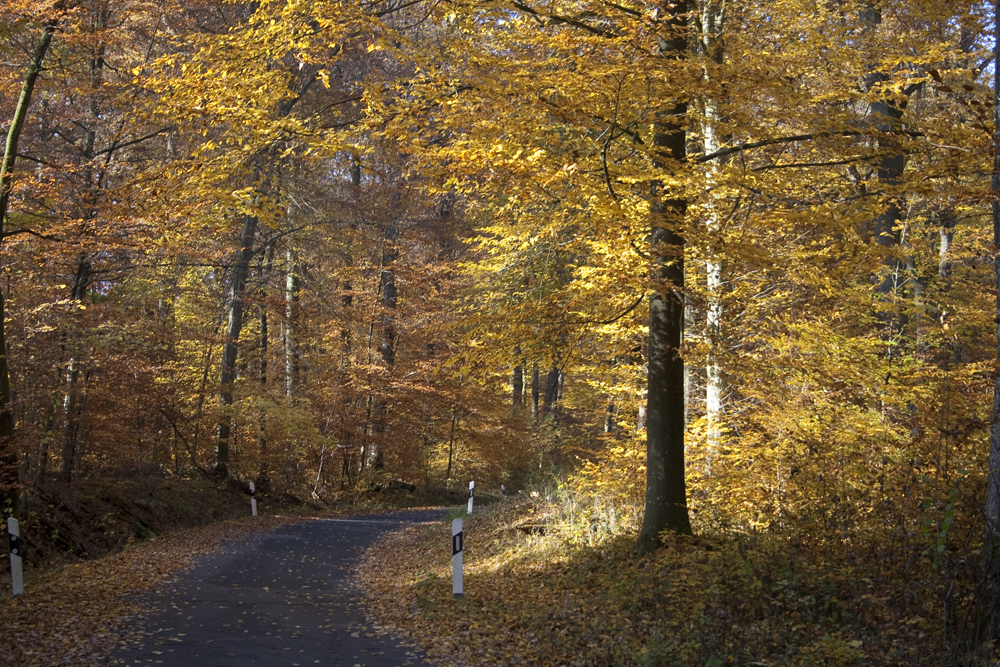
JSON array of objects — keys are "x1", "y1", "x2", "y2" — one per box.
[
  {"x1": 512, "y1": 346, "x2": 523, "y2": 411},
  {"x1": 256, "y1": 246, "x2": 273, "y2": 489},
  {"x1": 368, "y1": 223, "x2": 399, "y2": 470},
  {"x1": 531, "y1": 364, "x2": 540, "y2": 422},
  {"x1": 0, "y1": 21, "x2": 57, "y2": 509},
  {"x1": 284, "y1": 245, "x2": 299, "y2": 398},
  {"x1": 861, "y1": 4, "x2": 911, "y2": 340},
  {"x1": 701, "y1": 0, "x2": 727, "y2": 464},
  {"x1": 983, "y1": 0, "x2": 1000, "y2": 638},
  {"x1": 939, "y1": 211, "x2": 955, "y2": 280},
  {"x1": 341, "y1": 280, "x2": 352, "y2": 367},
  {"x1": 542, "y1": 365, "x2": 560, "y2": 417},
  {"x1": 59, "y1": 260, "x2": 91, "y2": 482},
  {"x1": 215, "y1": 213, "x2": 259, "y2": 477},
  {"x1": 637, "y1": 2, "x2": 693, "y2": 554},
  {"x1": 446, "y1": 405, "x2": 458, "y2": 482}
]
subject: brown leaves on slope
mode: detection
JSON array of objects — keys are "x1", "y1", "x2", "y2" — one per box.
[
  {"x1": 357, "y1": 496, "x2": 958, "y2": 667},
  {"x1": 0, "y1": 514, "x2": 295, "y2": 667}
]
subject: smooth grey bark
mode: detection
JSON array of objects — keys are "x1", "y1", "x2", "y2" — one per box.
[
  {"x1": 215, "y1": 213, "x2": 260, "y2": 476},
  {"x1": 284, "y1": 245, "x2": 300, "y2": 398},
  {"x1": 700, "y1": 0, "x2": 727, "y2": 462},
  {"x1": 939, "y1": 211, "x2": 955, "y2": 280},
  {"x1": 0, "y1": 20, "x2": 57, "y2": 506},
  {"x1": 636, "y1": 1, "x2": 693, "y2": 554}
]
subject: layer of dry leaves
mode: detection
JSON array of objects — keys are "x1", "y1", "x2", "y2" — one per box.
[
  {"x1": 0, "y1": 514, "x2": 297, "y2": 667},
  {"x1": 356, "y1": 499, "x2": 569, "y2": 667}
]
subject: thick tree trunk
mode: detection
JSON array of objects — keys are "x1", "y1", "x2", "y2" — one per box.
[
  {"x1": 0, "y1": 20, "x2": 57, "y2": 510},
  {"x1": 215, "y1": 213, "x2": 259, "y2": 477},
  {"x1": 636, "y1": 1, "x2": 693, "y2": 554}
]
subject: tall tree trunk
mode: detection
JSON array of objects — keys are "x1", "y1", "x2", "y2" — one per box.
[
  {"x1": 368, "y1": 223, "x2": 399, "y2": 470},
  {"x1": 700, "y1": 0, "x2": 727, "y2": 464},
  {"x1": 542, "y1": 365, "x2": 560, "y2": 417},
  {"x1": 215, "y1": 213, "x2": 259, "y2": 477},
  {"x1": 512, "y1": 346, "x2": 523, "y2": 411},
  {"x1": 59, "y1": 6, "x2": 109, "y2": 483},
  {"x1": 0, "y1": 21, "x2": 57, "y2": 509},
  {"x1": 341, "y1": 280, "x2": 352, "y2": 368},
  {"x1": 861, "y1": 4, "x2": 911, "y2": 341},
  {"x1": 983, "y1": 0, "x2": 1000, "y2": 639},
  {"x1": 446, "y1": 404, "x2": 458, "y2": 482},
  {"x1": 531, "y1": 364, "x2": 540, "y2": 422},
  {"x1": 59, "y1": 260, "x2": 91, "y2": 482},
  {"x1": 636, "y1": 1, "x2": 693, "y2": 554},
  {"x1": 284, "y1": 245, "x2": 299, "y2": 398},
  {"x1": 256, "y1": 246, "x2": 273, "y2": 490},
  {"x1": 938, "y1": 211, "x2": 955, "y2": 280}
]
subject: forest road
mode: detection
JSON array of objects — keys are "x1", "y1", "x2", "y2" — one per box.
[{"x1": 113, "y1": 508, "x2": 443, "y2": 667}]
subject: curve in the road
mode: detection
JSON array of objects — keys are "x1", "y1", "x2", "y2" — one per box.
[{"x1": 114, "y1": 508, "x2": 443, "y2": 667}]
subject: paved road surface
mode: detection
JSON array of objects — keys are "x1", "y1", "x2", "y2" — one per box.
[{"x1": 113, "y1": 509, "x2": 442, "y2": 667}]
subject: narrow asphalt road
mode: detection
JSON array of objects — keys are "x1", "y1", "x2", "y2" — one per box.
[{"x1": 113, "y1": 509, "x2": 442, "y2": 667}]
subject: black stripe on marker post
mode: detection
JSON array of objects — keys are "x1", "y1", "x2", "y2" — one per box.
[{"x1": 452, "y1": 531, "x2": 463, "y2": 556}]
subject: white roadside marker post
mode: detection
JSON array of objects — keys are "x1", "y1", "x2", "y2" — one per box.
[
  {"x1": 467, "y1": 480, "x2": 475, "y2": 515},
  {"x1": 452, "y1": 517, "x2": 463, "y2": 598},
  {"x1": 8, "y1": 517, "x2": 22, "y2": 596},
  {"x1": 249, "y1": 481, "x2": 257, "y2": 517},
  {"x1": 501, "y1": 484, "x2": 507, "y2": 501}
]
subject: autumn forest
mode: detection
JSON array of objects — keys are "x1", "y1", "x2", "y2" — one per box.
[{"x1": 4, "y1": 0, "x2": 1000, "y2": 663}]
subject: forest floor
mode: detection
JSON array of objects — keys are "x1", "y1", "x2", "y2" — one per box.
[
  {"x1": 357, "y1": 496, "x2": 991, "y2": 667},
  {"x1": 0, "y1": 512, "x2": 298, "y2": 666},
  {"x1": 0, "y1": 475, "x2": 455, "y2": 667},
  {"x1": 2, "y1": 483, "x2": 988, "y2": 666}
]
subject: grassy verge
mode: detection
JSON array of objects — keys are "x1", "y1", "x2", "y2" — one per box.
[{"x1": 358, "y1": 495, "x2": 991, "y2": 667}]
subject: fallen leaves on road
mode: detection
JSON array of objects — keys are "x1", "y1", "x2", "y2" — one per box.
[{"x1": 0, "y1": 514, "x2": 295, "y2": 667}]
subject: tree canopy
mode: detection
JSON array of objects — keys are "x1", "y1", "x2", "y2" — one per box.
[{"x1": 3, "y1": 0, "x2": 1000, "y2": 651}]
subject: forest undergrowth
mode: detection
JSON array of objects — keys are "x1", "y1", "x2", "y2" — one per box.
[{"x1": 359, "y1": 491, "x2": 995, "y2": 667}]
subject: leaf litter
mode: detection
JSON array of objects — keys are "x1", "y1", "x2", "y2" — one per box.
[{"x1": 0, "y1": 514, "x2": 296, "y2": 667}]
